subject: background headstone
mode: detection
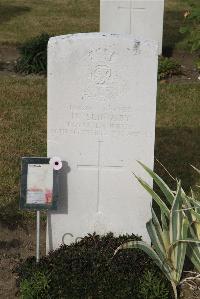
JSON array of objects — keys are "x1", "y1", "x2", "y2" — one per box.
[
  {"x1": 100, "y1": 0, "x2": 164, "y2": 54},
  {"x1": 47, "y1": 33, "x2": 158, "y2": 250}
]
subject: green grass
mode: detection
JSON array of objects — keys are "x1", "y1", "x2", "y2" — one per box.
[
  {"x1": 0, "y1": 0, "x2": 194, "y2": 52},
  {"x1": 0, "y1": 0, "x2": 99, "y2": 45},
  {"x1": 163, "y1": 0, "x2": 191, "y2": 52},
  {"x1": 0, "y1": 77, "x2": 200, "y2": 224},
  {"x1": 0, "y1": 76, "x2": 46, "y2": 225},
  {"x1": 155, "y1": 83, "x2": 200, "y2": 192},
  {"x1": 156, "y1": 83, "x2": 200, "y2": 128}
]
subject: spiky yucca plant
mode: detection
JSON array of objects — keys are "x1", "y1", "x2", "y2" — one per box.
[
  {"x1": 115, "y1": 162, "x2": 200, "y2": 299},
  {"x1": 115, "y1": 182, "x2": 188, "y2": 298},
  {"x1": 181, "y1": 166, "x2": 200, "y2": 272},
  {"x1": 136, "y1": 162, "x2": 200, "y2": 273}
]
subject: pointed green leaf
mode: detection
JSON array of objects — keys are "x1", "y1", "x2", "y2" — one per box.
[
  {"x1": 191, "y1": 209, "x2": 200, "y2": 222},
  {"x1": 189, "y1": 198, "x2": 200, "y2": 210},
  {"x1": 146, "y1": 218, "x2": 166, "y2": 263},
  {"x1": 169, "y1": 181, "x2": 183, "y2": 274},
  {"x1": 187, "y1": 243, "x2": 200, "y2": 272},
  {"x1": 161, "y1": 211, "x2": 168, "y2": 231},
  {"x1": 152, "y1": 208, "x2": 163, "y2": 233},
  {"x1": 191, "y1": 165, "x2": 200, "y2": 175},
  {"x1": 134, "y1": 174, "x2": 170, "y2": 217},
  {"x1": 161, "y1": 212, "x2": 170, "y2": 251},
  {"x1": 176, "y1": 216, "x2": 189, "y2": 282},
  {"x1": 169, "y1": 181, "x2": 182, "y2": 244},
  {"x1": 176, "y1": 239, "x2": 200, "y2": 244},
  {"x1": 137, "y1": 161, "x2": 174, "y2": 204}
]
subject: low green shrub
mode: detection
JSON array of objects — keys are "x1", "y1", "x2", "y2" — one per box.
[
  {"x1": 16, "y1": 233, "x2": 171, "y2": 299},
  {"x1": 158, "y1": 56, "x2": 182, "y2": 80},
  {"x1": 20, "y1": 271, "x2": 50, "y2": 299},
  {"x1": 138, "y1": 270, "x2": 170, "y2": 299},
  {"x1": 15, "y1": 33, "x2": 50, "y2": 74}
]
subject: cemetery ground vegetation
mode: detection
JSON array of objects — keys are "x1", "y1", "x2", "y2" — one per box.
[
  {"x1": 0, "y1": 0, "x2": 197, "y2": 53},
  {"x1": 16, "y1": 233, "x2": 172, "y2": 299},
  {"x1": 158, "y1": 56, "x2": 182, "y2": 80},
  {"x1": 163, "y1": 0, "x2": 198, "y2": 53},
  {"x1": 0, "y1": 0, "x2": 199, "y2": 77},
  {"x1": 179, "y1": 0, "x2": 200, "y2": 70},
  {"x1": 14, "y1": 0, "x2": 199, "y2": 79},
  {"x1": 0, "y1": 221, "x2": 47, "y2": 298},
  {"x1": 0, "y1": 0, "x2": 99, "y2": 45},
  {"x1": 15, "y1": 33, "x2": 49, "y2": 75},
  {"x1": 0, "y1": 0, "x2": 200, "y2": 297},
  {"x1": 179, "y1": 0, "x2": 200, "y2": 52},
  {"x1": 0, "y1": 76, "x2": 46, "y2": 227}
]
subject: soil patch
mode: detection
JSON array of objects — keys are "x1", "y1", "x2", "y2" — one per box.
[
  {"x1": 165, "y1": 50, "x2": 200, "y2": 83},
  {"x1": 0, "y1": 46, "x2": 19, "y2": 75},
  {"x1": 0, "y1": 45, "x2": 199, "y2": 83},
  {"x1": 0, "y1": 220, "x2": 46, "y2": 298},
  {"x1": 180, "y1": 274, "x2": 200, "y2": 299}
]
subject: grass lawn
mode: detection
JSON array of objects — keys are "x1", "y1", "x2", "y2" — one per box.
[
  {"x1": 0, "y1": 76, "x2": 200, "y2": 224},
  {"x1": 155, "y1": 83, "x2": 200, "y2": 192},
  {"x1": 0, "y1": 76, "x2": 46, "y2": 223},
  {"x1": 163, "y1": 0, "x2": 185, "y2": 51},
  {"x1": 0, "y1": 0, "x2": 193, "y2": 51},
  {"x1": 0, "y1": 0, "x2": 99, "y2": 45},
  {"x1": 163, "y1": 0, "x2": 196, "y2": 52}
]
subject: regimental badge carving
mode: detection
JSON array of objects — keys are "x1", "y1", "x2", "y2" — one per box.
[
  {"x1": 88, "y1": 48, "x2": 116, "y2": 85},
  {"x1": 88, "y1": 48, "x2": 115, "y2": 62},
  {"x1": 92, "y1": 65, "x2": 111, "y2": 85}
]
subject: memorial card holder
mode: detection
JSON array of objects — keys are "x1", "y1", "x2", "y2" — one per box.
[{"x1": 20, "y1": 157, "x2": 59, "y2": 262}]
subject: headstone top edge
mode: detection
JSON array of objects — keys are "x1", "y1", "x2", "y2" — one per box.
[
  {"x1": 48, "y1": 33, "x2": 158, "y2": 51},
  {"x1": 101, "y1": 0, "x2": 164, "y2": 2}
]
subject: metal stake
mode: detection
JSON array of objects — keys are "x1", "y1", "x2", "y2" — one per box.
[{"x1": 36, "y1": 210, "x2": 40, "y2": 263}]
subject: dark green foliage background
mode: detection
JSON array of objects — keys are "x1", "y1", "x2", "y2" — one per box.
[
  {"x1": 16, "y1": 33, "x2": 50, "y2": 74},
  {"x1": 16, "y1": 233, "x2": 172, "y2": 299},
  {"x1": 158, "y1": 57, "x2": 182, "y2": 80},
  {"x1": 179, "y1": 0, "x2": 200, "y2": 54}
]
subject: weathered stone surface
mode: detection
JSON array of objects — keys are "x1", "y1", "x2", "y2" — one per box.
[
  {"x1": 100, "y1": 0, "x2": 164, "y2": 54},
  {"x1": 47, "y1": 33, "x2": 158, "y2": 250}
]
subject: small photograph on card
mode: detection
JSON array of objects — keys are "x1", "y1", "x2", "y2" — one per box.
[{"x1": 26, "y1": 164, "x2": 53, "y2": 205}]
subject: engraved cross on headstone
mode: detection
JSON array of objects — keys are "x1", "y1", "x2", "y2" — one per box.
[
  {"x1": 118, "y1": 1, "x2": 146, "y2": 34},
  {"x1": 77, "y1": 140, "x2": 124, "y2": 212}
]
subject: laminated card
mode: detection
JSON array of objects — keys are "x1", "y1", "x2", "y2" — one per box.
[{"x1": 47, "y1": 33, "x2": 158, "y2": 250}]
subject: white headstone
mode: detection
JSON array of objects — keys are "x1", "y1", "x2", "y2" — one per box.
[
  {"x1": 47, "y1": 33, "x2": 158, "y2": 250},
  {"x1": 100, "y1": 0, "x2": 164, "y2": 54}
]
